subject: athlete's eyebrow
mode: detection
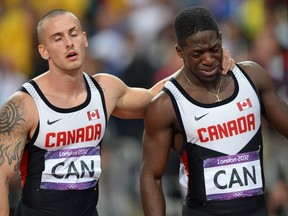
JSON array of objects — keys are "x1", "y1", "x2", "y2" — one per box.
[{"x1": 50, "y1": 26, "x2": 78, "y2": 39}]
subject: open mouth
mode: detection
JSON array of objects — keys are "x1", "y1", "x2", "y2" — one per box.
[{"x1": 66, "y1": 51, "x2": 78, "y2": 59}]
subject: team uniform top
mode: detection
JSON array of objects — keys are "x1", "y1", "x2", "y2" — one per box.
[
  {"x1": 18, "y1": 73, "x2": 107, "y2": 216},
  {"x1": 163, "y1": 65, "x2": 267, "y2": 215}
]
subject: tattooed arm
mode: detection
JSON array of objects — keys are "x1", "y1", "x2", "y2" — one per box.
[{"x1": 0, "y1": 92, "x2": 37, "y2": 216}]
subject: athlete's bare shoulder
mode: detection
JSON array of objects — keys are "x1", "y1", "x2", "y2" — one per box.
[
  {"x1": 92, "y1": 73, "x2": 129, "y2": 117},
  {"x1": 92, "y1": 73, "x2": 127, "y2": 96},
  {"x1": 0, "y1": 91, "x2": 38, "y2": 140},
  {"x1": 0, "y1": 91, "x2": 37, "y2": 173},
  {"x1": 237, "y1": 60, "x2": 276, "y2": 95},
  {"x1": 237, "y1": 61, "x2": 265, "y2": 74},
  {"x1": 93, "y1": 72, "x2": 122, "y2": 85}
]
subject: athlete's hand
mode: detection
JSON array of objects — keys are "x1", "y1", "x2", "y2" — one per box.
[{"x1": 222, "y1": 47, "x2": 235, "y2": 75}]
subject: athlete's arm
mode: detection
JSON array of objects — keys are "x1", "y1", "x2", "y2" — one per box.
[
  {"x1": 239, "y1": 61, "x2": 288, "y2": 138},
  {"x1": 94, "y1": 73, "x2": 157, "y2": 119},
  {"x1": 140, "y1": 92, "x2": 175, "y2": 216},
  {"x1": 0, "y1": 93, "x2": 34, "y2": 216}
]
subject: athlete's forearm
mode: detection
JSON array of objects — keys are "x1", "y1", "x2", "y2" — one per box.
[
  {"x1": 0, "y1": 181, "x2": 10, "y2": 216},
  {"x1": 140, "y1": 176, "x2": 166, "y2": 216}
]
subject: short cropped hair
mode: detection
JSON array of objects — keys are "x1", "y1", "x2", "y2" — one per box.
[
  {"x1": 174, "y1": 6, "x2": 219, "y2": 47},
  {"x1": 37, "y1": 9, "x2": 82, "y2": 44}
]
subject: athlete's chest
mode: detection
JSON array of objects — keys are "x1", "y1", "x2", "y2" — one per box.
[
  {"x1": 38, "y1": 106, "x2": 106, "y2": 150},
  {"x1": 167, "y1": 66, "x2": 262, "y2": 155}
]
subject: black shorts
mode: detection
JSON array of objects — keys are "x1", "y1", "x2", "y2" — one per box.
[{"x1": 14, "y1": 199, "x2": 99, "y2": 216}]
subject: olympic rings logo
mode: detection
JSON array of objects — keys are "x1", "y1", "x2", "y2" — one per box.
[
  {"x1": 233, "y1": 192, "x2": 244, "y2": 197},
  {"x1": 68, "y1": 184, "x2": 77, "y2": 189}
]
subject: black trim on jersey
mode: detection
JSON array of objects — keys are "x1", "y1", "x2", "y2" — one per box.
[
  {"x1": 17, "y1": 73, "x2": 103, "y2": 214},
  {"x1": 163, "y1": 66, "x2": 266, "y2": 211},
  {"x1": 238, "y1": 127, "x2": 266, "y2": 190},
  {"x1": 162, "y1": 88, "x2": 187, "y2": 156},
  {"x1": 18, "y1": 85, "x2": 28, "y2": 94},
  {"x1": 19, "y1": 73, "x2": 108, "y2": 146},
  {"x1": 23, "y1": 74, "x2": 92, "y2": 113},
  {"x1": 236, "y1": 63, "x2": 263, "y2": 113},
  {"x1": 168, "y1": 71, "x2": 239, "y2": 108},
  {"x1": 26, "y1": 123, "x2": 40, "y2": 148},
  {"x1": 18, "y1": 86, "x2": 42, "y2": 164},
  {"x1": 162, "y1": 68, "x2": 239, "y2": 155},
  {"x1": 236, "y1": 64, "x2": 258, "y2": 94},
  {"x1": 87, "y1": 74, "x2": 108, "y2": 125}
]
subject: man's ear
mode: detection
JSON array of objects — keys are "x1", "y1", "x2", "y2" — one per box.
[
  {"x1": 83, "y1": 31, "x2": 88, "y2": 48},
  {"x1": 175, "y1": 44, "x2": 183, "y2": 59},
  {"x1": 38, "y1": 44, "x2": 49, "y2": 60},
  {"x1": 219, "y1": 31, "x2": 222, "y2": 41}
]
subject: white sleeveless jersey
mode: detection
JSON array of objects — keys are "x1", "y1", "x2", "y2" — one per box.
[
  {"x1": 164, "y1": 65, "x2": 264, "y2": 205},
  {"x1": 21, "y1": 73, "x2": 106, "y2": 191}
]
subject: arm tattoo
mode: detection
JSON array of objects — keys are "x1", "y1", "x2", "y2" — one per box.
[
  {"x1": 0, "y1": 99, "x2": 26, "y2": 170},
  {"x1": 0, "y1": 100, "x2": 24, "y2": 134},
  {"x1": 0, "y1": 141, "x2": 23, "y2": 171}
]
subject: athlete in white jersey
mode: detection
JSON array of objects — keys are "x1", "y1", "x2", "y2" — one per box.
[
  {"x1": 16, "y1": 73, "x2": 105, "y2": 215},
  {"x1": 140, "y1": 7, "x2": 288, "y2": 216},
  {"x1": 0, "y1": 9, "x2": 164, "y2": 216},
  {"x1": 165, "y1": 65, "x2": 264, "y2": 215},
  {"x1": 0, "y1": 9, "x2": 234, "y2": 216}
]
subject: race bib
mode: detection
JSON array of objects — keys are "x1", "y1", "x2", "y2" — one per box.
[
  {"x1": 40, "y1": 146, "x2": 101, "y2": 190},
  {"x1": 203, "y1": 151, "x2": 263, "y2": 201}
]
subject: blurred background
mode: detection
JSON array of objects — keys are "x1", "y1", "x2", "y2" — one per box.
[{"x1": 0, "y1": 0, "x2": 287, "y2": 215}]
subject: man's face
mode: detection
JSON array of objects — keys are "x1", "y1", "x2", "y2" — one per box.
[
  {"x1": 38, "y1": 13, "x2": 88, "y2": 72},
  {"x1": 177, "y1": 30, "x2": 223, "y2": 83}
]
